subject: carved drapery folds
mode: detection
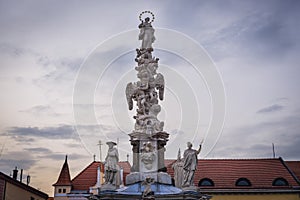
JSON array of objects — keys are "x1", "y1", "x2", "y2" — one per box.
[{"x1": 126, "y1": 24, "x2": 165, "y2": 135}]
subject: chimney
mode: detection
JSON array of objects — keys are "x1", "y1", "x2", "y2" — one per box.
[
  {"x1": 12, "y1": 166, "x2": 18, "y2": 180},
  {"x1": 26, "y1": 174, "x2": 31, "y2": 185},
  {"x1": 20, "y1": 169, "x2": 23, "y2": 183}
]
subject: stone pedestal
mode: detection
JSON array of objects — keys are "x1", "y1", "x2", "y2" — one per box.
[
  {"x1": 129, "y1": 131, "x2": 169, "y2": 174},
  {"x1": 126, "y1": 172, "x2": 172, "y2": 185}
]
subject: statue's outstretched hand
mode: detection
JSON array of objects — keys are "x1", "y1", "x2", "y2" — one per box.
[{"x1": 199, "y1": 139, "x2": 204, "y2": 147}]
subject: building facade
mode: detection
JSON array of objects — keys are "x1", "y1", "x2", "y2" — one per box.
[
  {"x1": 52, "y1": 156, "x2": 131, "y2": 200},
  {"x1": 0, "y1": 171, "x2": 48, "y2": 200}
]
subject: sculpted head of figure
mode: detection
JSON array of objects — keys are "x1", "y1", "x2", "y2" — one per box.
[
  {"x1": 107, "y1": 141, "x2": 117, "y2": 149},
  {"x1": 187, "y1": 142, "x2": 192, "y2": 149}
]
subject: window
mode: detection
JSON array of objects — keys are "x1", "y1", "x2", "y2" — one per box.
[
  {"x1": 63, "y1": 188, "x2": 66, "y2": 193},
  {"x1": 198, "y1": 178, "x2": 214, "y2": 186},
  {"x1": 273, "y1": 178, "x2": 289, "y2": 186},
  {"x1": 58, "y1": 188, "x2": 62, "y2": 193},
  {"x1": 235, "y1": 178, "x2": 251, "y2": 186}
]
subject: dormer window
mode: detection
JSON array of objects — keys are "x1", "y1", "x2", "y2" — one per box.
[
  {"x1": 235, "y1": 178, "x2": 251, "y2": 186},
  {"x1": 198, "y1": 178, "x2": 214, "y2": 186},
  {"x1": 273, "y1": 178, "x2": 289, "y2": 186}
]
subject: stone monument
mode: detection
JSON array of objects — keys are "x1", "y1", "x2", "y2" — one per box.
[
  {"x1": 92, "y1": 11, "x2": 211, "y2": 200},
  {"x1": 172, "y1": 149, "x2": 184, "y2": 188},
  {"x1": 125, "y1": 11, "x2": 170, "y2": 185},
  {"x1": 182, "y1": 142, "x2": 202, "y2": 190},
  {"x1": 101, "y1": 141, "x2": 121, "y2": 190}
]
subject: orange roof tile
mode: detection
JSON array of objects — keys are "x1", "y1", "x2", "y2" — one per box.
[
  {"x1": 118, "y1": 161, "x2": 131, "y2": 174},
  {"x1": 286, "y1": 161, "x2": 300, "y2": 182},
  {"x1": 166, "y1": 158, "x2": 300, "y2": 189},
  {"x1": 71, "y1": 161, "x2": 131, "y2": 191},
  {"x1": 53, "y1": 155, "x2": 72, "y2": 186},
  {"x1": 72, "y1": 161, "x2": 102, "y2": 191}
]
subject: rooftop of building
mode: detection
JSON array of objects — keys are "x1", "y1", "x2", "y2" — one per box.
[
  {"x1": 0, "y1": 171, "x2": 48, "y2": 199},
  {"x1": 286, "y1": 161, "x2": 300, "y2": 183},
  {"x1": 166, "y1": 157, "x2": 300, "y2": 190},
  {"x1": 53, "y1": 156, "x2": 300, "y2": 193},
  {"x1": 53, "y1": 155, "x2": 72, "y2": 186},
  {"x1": 61, "y1": 160, "x2": 131, "y2": 191}
]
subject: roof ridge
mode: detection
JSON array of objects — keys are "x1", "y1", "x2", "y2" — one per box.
[
  {"x1": 165, "y1": 158, "x2": 280, "y2": 161},
  {"x1": 53, "y1": 155, "x2": 72, "y2": 186},
  {"x1": 198, "y1": 158, "x2": 281, "y2": 161},
  {"x1": 1, "y1": 172, "x2": 48, "y2": 198},
  {"x1": 71, "y1": 161, "x2": 102, "y2": 182},
  {"x1": 280, "y1": 157, "x2": 300, "y2": 185}
]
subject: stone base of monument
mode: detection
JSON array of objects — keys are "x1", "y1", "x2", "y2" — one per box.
[
  {"x1": 126, "y1": 172, "x2": 172, "y2": 185},
  {"x1": 92, "y1": 177, "x2": 211, "y2": 200},
  {"x1": 100, "y1": 183, "x2": 118, "y2": 191},
  {"x1": 181, "y1": 185, "x2": 199, "y2": 191},
  {"x1": 93, "y1": 185, "x2": 211, "y2": 200}
]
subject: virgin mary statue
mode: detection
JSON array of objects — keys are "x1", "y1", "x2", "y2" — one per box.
[{"x1": 138, "y1": 17, "x2": 155, "y2": 49}]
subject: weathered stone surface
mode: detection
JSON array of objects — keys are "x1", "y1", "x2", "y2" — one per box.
[
  {"x1": 126, "y1": 16, "x2": 164, "y2": 136},
  {"x1": 100, "y1": 183, "x2": 118, "y2": 191},
  {"x1": 129, "y1": 132, "x2": 169, "y2": 173},
  {"x1": 126, "y1": 172, "x2": 172, "y2": 185},
  {"x1": 182, "y1": 142, "x2": 202, "y2": 188}
]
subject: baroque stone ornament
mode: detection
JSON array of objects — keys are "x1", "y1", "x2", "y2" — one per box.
[
  {"x1": 126, "y1": 12, "x2": 169, "y2": 176},
  {"x1": 126, "y1": 14, "x2": 164, "y2": 135},
  {"x1": 142, "y1": 177, "x2": 155, "y2": 198}
]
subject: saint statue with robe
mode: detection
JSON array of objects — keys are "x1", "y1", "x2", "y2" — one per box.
[{"x1": 182, "y1": 142, "x2": 202, "y2": 187}]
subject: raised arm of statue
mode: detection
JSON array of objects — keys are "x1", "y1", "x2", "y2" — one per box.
[
  {"x1": 196, "y1": 144, "x2": 202, "y2": 155},
  {"x1": 196, "y1": 139, "x2": 203, "y2": 155}
]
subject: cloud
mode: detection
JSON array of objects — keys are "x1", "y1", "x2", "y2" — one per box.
[
  {"x1": 23, "y1": 146, "x2": 88, "y2": 161},
  {"x1": 213, "y1": 110, "x2": 300, "y2": 159},
  {"x1": 257, "y1": 104, "x2": 284, "y2": 114},
  {"x1": 19, "y1": 105, "x2": 53, "y2": 115},
  {"x1": 0, "y1": 151, "x2": 37, "y2": 174},
  {"x1": 38, "y1": 153, "x2": 88, "y2": 161},
  {"x1": 0, "y1": 43, "x2": 26, "y2": 57},
  {"x1": 4, "y1": 125, "x2": 77, "y2": 140},
  {"x1": 24, "y1": 147, "x2": 52, "y2": 154}
]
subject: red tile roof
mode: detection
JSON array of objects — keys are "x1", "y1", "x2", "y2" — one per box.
[
  {"x1": 164, "y1": 159, "x2": 176, "y2": 169},
  {"x1": 72, "y1": 161, "x2": 102, "y2": 191},
  {"x1": 53, "y1": 155, "x2": 72, "y2": 186},
  {"x1": 71, "y1": 161, "x2": 131, "y2": 191},
  {"x1": 286, "y1": 161, "x2": 300, "y2": 182},
  {"x1": 166, "y1": 158, "x2": 300, "y2": 189},
  {"x1": 118, "y1": 161, "x2": 131, "y2": 173}
]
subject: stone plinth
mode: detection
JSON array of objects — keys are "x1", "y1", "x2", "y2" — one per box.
[
  {"x1": 126, "y1": 172, "x2": 172, "y2": 185},
  {"x1": 129, "y1": 131, "x2": 169, "y2": 174}
]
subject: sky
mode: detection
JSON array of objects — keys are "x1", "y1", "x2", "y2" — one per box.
[{"x1": 0, "y1": 0, "x2": 300, "y2": 196}]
